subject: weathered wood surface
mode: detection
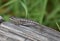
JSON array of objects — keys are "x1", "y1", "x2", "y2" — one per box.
[{"x1": 0, "y1": 17, "x2": 60, "y2": 41}]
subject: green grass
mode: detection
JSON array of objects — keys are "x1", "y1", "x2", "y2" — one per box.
[
  {"x1": 0, "y1": 0, "x2": 60, "y2": 31},
  {"x1": 56, "y1": 22, "x2": 60, "y2": 31}
]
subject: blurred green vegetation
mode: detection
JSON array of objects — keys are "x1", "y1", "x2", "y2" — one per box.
[{"x1": 0, "y1": 0, "x2": 60, "y2": 31}]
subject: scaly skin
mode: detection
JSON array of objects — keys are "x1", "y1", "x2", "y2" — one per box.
[{"x1": 9, "y1": 16, "x2": 41, "y2": 29}]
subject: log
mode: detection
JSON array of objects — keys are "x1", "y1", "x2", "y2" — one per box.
[{"x1": 0, "y1": 17, "x2": 60, "y2": 41}]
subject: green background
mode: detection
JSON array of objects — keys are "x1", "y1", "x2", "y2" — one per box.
[{"x1": 0, "y1": 0, "x2": 60, "y2": 31}]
